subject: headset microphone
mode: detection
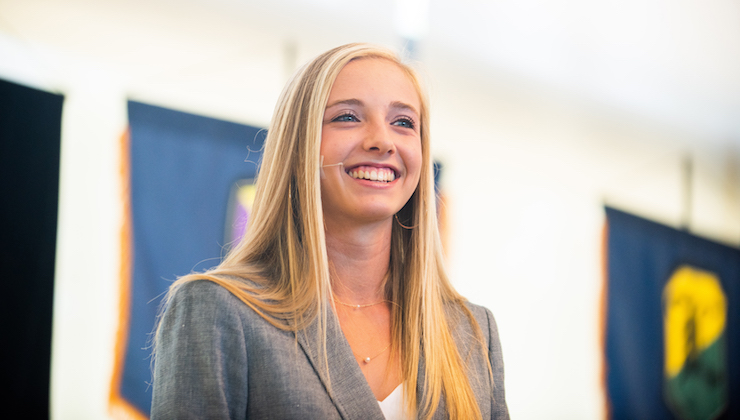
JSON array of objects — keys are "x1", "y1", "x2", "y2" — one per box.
[{"x1": 320, "y1": 155, "x2": 344, "y2": 179}]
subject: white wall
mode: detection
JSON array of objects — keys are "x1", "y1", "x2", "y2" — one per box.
[
  {"x1": 1, "y1": 1, "x2": 738, "y2": 419},
  {"x1": 426, "y1": 51, "x2": 740, "y2": 418}
]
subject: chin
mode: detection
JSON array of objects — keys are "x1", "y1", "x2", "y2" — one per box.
[{"x1": 354, "y1": 207, "x2": 402, "y2": 224}]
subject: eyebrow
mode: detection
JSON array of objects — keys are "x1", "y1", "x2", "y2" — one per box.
[
  {"x1": 325, "y1": 99, "x2": 419, "y2": 116},
  {"x1": 389, "y1": 101, "x2": 419, "y2": 116},
  {"x1": 325, "y1": 98, "x2": 363, "y2": 108}
]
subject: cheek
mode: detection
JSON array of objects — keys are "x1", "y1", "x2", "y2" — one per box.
[
  {"x1": 320, "y1": 131, "x2": 351, "y2": 160},
  {"x1": 319, "y1": 139, "x2": 339, "y2": 167},
  {"x1": 319, "y1": 133, "x2": 329, "y2": 156},
  {"x1": 406, "y1": 142, "x2": 423, "y2": 178}
]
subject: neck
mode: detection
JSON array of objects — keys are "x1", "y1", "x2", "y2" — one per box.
[{"x1": 325, "y1": 218, "x2": 392, "y2": 305}]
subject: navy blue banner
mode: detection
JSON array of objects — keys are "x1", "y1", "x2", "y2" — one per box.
[
  {"x1": 605, "y1": 207, "x2": 739, "y2": 419},
  {"x1": 114, "y1": 101, "x2": 264, "y2": 416},
  {"x1": 0, "y1": 78, "x2": 63, "y2": 419}
]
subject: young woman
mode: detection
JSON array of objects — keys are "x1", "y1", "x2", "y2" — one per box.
[{"x1": 151, "y1": 43, "x2": 508, "y2": 420}]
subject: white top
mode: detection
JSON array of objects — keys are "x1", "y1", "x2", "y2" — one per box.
[{"x1": 377, "y1": 383, "x2": 405, "y2": 420}]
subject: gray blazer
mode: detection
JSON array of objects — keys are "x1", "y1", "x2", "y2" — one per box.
[{"x1": 151, "y1": 280, "x2": 508, "y2": 419}]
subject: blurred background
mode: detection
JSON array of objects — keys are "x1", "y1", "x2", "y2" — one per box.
[{"x1": 1, "y1": 0, "x2": 739, "y2": 418}]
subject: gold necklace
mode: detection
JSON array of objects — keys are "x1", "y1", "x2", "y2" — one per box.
[
  {"x1": 353, "y1": 343, "x2": 391, "y2": 364},
  {"x1": 333, "y1": 293, "x2": 391, "y2": 363},
  {"x1": 333, "y1": 297, "x2": 387, "y2": 308}
]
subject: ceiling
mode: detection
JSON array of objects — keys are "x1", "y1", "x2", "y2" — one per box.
[
  {"x1": 283, "y1": 0, "x2": 740, "y2": 143},
  {"x1": 2, "y1": 0, "x2": 739, "y2": 144}
]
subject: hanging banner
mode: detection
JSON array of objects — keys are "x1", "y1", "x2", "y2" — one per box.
[
  {"x1": 604, "y1": 207, "x2": 739, "y2": 420},
  {"x1": 1, "y1": 78, "x2": 63, "y2": 419},
  {"x1": 111, "y1": 101, "x2": 264, "y2": 417}
]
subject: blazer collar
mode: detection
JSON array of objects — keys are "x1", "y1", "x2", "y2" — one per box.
[{"x1": 296, "y1": 308, "x2": 387, "y2": 420}]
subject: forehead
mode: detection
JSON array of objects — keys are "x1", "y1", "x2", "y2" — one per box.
[{"x1": 328, "y1": 58, "x2": 421, "y2": 109}]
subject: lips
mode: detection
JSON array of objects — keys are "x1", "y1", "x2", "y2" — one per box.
[{"x1": 347, "y1": 165, "x2": 397, "y2": 182}]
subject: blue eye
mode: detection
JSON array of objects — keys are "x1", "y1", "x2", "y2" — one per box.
[
  {"x1": 393, "y1": 117, "x2": 415, "y2": 129},
  {"x1": 332, "y1": 113, "x2": 359, "y2": 122}
]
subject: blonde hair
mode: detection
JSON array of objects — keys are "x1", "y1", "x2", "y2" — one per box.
[{"x1": 159, "y1": 43, "x2": 489, "y2": 419}]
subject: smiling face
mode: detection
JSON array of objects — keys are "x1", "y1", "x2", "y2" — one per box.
[{"x1": 319, "y1": 58, "x2": 423, "y2": 227}]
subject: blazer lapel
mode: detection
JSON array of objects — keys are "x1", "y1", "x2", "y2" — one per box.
[
  {"x1": 415, "y1": 351, "x2": 448, "y2": 420},
  {"x1": 296, "y1": 308, "x2": 386, "y2": 420}
]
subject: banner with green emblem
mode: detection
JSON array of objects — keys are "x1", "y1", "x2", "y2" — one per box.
[{"x1": 604, "y1": 207, "x2": 739, "y2": 419}]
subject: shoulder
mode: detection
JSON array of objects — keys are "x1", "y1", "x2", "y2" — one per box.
[
  {"x1": 153, "y1": 280, "x2": 255, "y2": 419},
  {"x1": 167, "y1": 276, "x2": 271, "y2": 311},
  {"x1": 444, "y1": 300, "x2": 499, "y2": 346},
  {"x1": 465, "y1": 302, "x2": 500, "y2": 342},
  {"x1": 462, "y1": 301, "x2": 495, "y2": 326},
  {"x1": 168, "y1": 278, "x2": 244, "y2": 308},
  {"x1": 168, "y1": 279, "x2": 244, "y2": 316},
  {"x1": 161, "y1": 278, "x2": 269, "y2": 336}
]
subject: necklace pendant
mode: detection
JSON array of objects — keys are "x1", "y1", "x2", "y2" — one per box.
[{"x1": 364, "y1": 357, "x2": 371, "y2": 363}]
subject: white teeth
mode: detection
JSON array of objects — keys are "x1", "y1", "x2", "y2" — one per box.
[{"x1": 349, "y1": 168, "x2": 395, "y2": 182}]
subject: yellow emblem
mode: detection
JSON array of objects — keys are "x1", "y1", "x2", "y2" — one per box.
[{"x1": 663, "y1": 265, "x2": 727, "y2": 420}]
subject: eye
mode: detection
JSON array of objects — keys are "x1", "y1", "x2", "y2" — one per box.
[
  {"x1": 331, "y1": 112, "x2": 359, "y2": 123},
  {"x1": 392, "y1": 117, "x2": 416, "y2": 130}
]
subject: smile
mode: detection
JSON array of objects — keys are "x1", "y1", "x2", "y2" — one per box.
[{"x1": 347, "y1": 166, "x2": 396, "y2": 182}]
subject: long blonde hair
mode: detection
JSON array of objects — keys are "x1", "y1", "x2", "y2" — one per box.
[{"x1": 160, "y1": 43, "x2": 489, "y2": 419}]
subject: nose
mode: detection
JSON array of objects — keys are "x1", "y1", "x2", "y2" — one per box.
[{"x1": 362, "y1": 118, "x2": 395, "y2": 155}]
